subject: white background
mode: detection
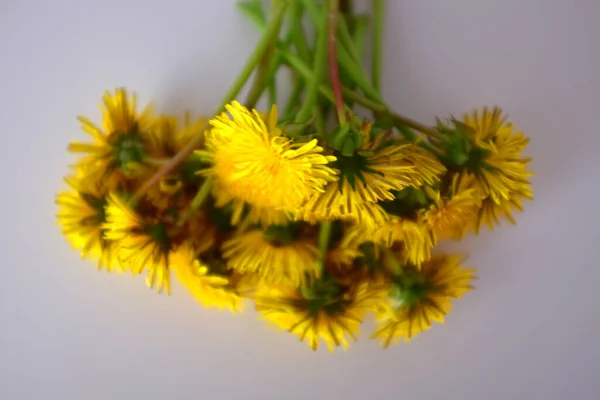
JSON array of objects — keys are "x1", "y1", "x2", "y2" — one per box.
[{"x1": 1, "y1": 0, "x2": 599, "y2": 399}]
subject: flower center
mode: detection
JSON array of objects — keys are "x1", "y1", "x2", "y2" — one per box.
[
  {"x1": 109, "y1": 130, "x2": 147, "y2": 171},
  {"x1": 300, "y1": 276, "x2": 346, "y2": 316},
  {"x1": 332, "y1": 152, "x2": 380, "y2": 189},
  {"x1": 145, "y1": 222, "x2": 172, "y2": 253},
  {"x1": 464, "y1": 146, "x2": 491, "y2": 172},
  {"x1": 440, "y1": 128, "x2": 491, "y2": 171},
  {"x1": 391, "y1": 268, "x2": 430, "y2": 306}
]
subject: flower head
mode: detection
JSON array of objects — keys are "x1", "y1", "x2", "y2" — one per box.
[
  {"x1": 438, "y1": 107, "x2": 533, "y2": 203},
  {"x1": 372, "y1": 254, "x2": 475, "y2": 347},
  {"x1": 222, "y1": 223, "x2": 320, "y2": 286},
  {"x1": 197, "y1": 101, "x2": 338, "y2": 211},
  {"x1": 56, "y1": 172, "x2": 122, "y2": 272},
  {"x1": 103, "y1": 194, "x2": 177, "y2": 293},
  {"x1": 474, "y1": 181, "x2": 533, "y2": 232},
  {"x1": 256, "y1": 277, "x2": 385, "y2": 351},
  {"x1": 301, "y1": 120, "x2": 444, "y2": 226},
  {"x1": 68, "y1": 88, "x2": 155, "y2": 190}
]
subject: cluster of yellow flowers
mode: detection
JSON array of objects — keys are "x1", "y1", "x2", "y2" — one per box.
[{"x1": 56, "y1": 88, "x2": 532, "y2": 351}]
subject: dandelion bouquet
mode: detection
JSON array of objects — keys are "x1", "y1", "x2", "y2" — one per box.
[{"x1": 56, "y1": 0, "x2": 533, "y2": 351}]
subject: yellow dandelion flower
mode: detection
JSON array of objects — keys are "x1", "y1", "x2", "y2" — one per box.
[
  {"x1": 103, "y1": 194, "x2": 177, "y2": 294},
  {"x1": 372, "y1": 254, "x2": 475, "y2": 347},
  {"x1": 256, "y1": 279, "x2": 385, "y2": 351},
  {"x1": 475, "y1": 182, "x2": 533, "y2": 232},
  {"x1": 458, "y1": 107, "x2": 533, "y2": 203},
  {"x1": 222, "y1": 224, "x2": 320, "y2": 286},
  {"x1": 359, "y1": 121, "x2": 445, "y2": 196},
  {"x1": 171, "y1": 246, "x2": 242, "y2": 312},
  {"x1": 197, "y1": 101, "x2": 337, "y2": 211},
  {"x1": 68, "y1": 88, "x2": 155, "y2": 189},
  {"x1": 301, "y1": 121, "x2": 444, "y2": 226},
  {"x1": 422, "y1": 176, "x2": 481, "y2": 242},
  {"x1": 56, "y1": 174, "x2": 123, "y2": 272}
]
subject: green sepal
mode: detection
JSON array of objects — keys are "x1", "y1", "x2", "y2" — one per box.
[
  {"x1": 109, "y1": 131, "x2": 147, "y2": 173},
  {"x1": 392, "y1": 267, "x2": 429, "y2": 306},
  {"x1": 329, "y1": 125, "x2": 364, "y2": 157}
]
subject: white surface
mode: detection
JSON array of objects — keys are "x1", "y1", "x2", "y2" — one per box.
[{"x1": 1, "y1": 0, "x2": 599, "y2": 399}]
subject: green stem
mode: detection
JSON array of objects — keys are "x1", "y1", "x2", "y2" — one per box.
[
  {"x1": 280, "y1": 49, "x2": 442, "y2": 142},
  {"x1": 337, "y1": 44, "x2": 383, "y2": 103},
  {"x1": 218, "y1": 0, "x2": 288, "y2": 110},
  {"x1": 245, "y1": 53, "x2": 271, "y2": 108},
  {"x1": 280, "y1": 50, "x2": 349, "y2": 112},
  {"x1": 268, "y1": 76, "x2": 277, "y2": 105},
  {"x1": 372, "y1": 0, "x2": 384, "y2": 92},
  {"x1": 304, "y1": 1, "x2": 382, "y2": 104},
  {"x1": 301, "y1": 0, "x2": 320, "y2": 21},
  {"x1": 133, "y1": 0, "x2": 288, "y2": 201},
  {"x1": 351, "y1": 15, "x2": 368, "y2": 58},
  {"x1": 236, "y1": 0, "x2": 266, "y2": 27},
  {"x1": 328, "y1": 0, "x2": 346, "y2": 124},
  {"x1": 317, "y1": 221, "x2": 333, "y2": 275},
  {"x1": 290, "y1": 0, "x2": 312, "y2": 63},
  {"x1": 394, "y1": 122, "x2": 443, "y2": 155},
  {"x1": 391, "y1": 114, "x2": 443, "y2": 140},
  {"x1": 341, "y1": 89, "x2": 444, "y2": 140},
  {"x1": 337, "y1": 16, "x2": 361, "y2": 66},
  {"x1": 393, "y1": 121, "x2": 417, "y2": 141},
  {"x1": 146, "y1": 157, "x2": 171, "y2": 166},
  {"x1": 296, "y1": 0, "x2": 329, "y2": 123},
  {"x1": 283, "y1": 78, "x2": 305, "y2": 116},
  {"x1": 240, "y1": 1, "x2": 351, "y2": 115},
  {"x1": 314, "y1": 104, "x2": 327, "y2": 136},
  {"x1": 266, "y1": 51, "x2": 283, "y2": 105},
  {"x1": 177, "y1": 178, "x2": 213, "y2": 227},
  {"x1": 341, "y1": 86, "x2": 386, "y2": 113}
]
